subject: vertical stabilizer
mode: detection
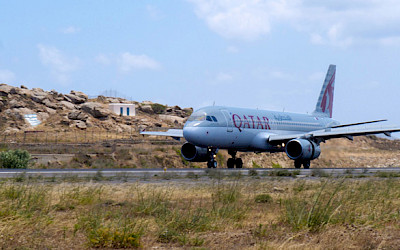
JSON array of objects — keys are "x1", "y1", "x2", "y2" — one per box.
[{"x1": 313, "y1": 64, "x2": 336, "y2": 118}]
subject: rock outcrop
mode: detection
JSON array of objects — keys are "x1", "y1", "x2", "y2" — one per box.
[
  {"x1": 68, "y1": 111, "x2": 88, "y2": 121},
  {"x1": 0, "y1": 83, "x2": 193, "y2": 133},
  {"x1": 65, "y1": 90, "x2": 88, "y2": 104},
  {"x1": 81, "y1": 102, "x2": 111, "y2": 119}
]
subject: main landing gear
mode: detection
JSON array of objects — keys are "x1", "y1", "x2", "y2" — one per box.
[
  {"x1": 227, "y1": 150, "x2": 243, "y2": 169},
  {"x1": 294, "y1": 160, "x2": 310, "y2": 169}
]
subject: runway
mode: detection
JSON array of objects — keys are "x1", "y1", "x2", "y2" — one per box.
[{"x1": 0, "y1": 167, "x2": 399, "y2": 180}]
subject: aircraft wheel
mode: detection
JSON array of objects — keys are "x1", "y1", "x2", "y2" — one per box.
[
  {"x1": 294, "y1": 160, "x2": 302, "y2": 169},
  {"x1": 303, "y1": 161, "x2": 310, "y2": 169},
  {"x1": 227, "y1": 158, "x2": 235, "y2": 168},
  {"x1": 235, "y1": 158, "x2": 243, "y2": 168}
]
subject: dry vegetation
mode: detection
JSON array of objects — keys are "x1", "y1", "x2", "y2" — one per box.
[
  {"x1": 1, "y1": 177, "x2": 400, "y2": 249},
  {"x1": 4, "y1": 135, "x2": 398, "y2": 169}
]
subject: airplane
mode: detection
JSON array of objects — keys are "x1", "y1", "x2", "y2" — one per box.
[{"x1": 141, "y1": 65, "x2": 400, "y2": 168}]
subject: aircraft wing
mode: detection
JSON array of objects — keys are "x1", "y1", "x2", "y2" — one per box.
[
  {"x1": 268, "y1": 126, "x2": 400, "y2": 143},
  {"x1": 140, "y1": 129, "x2": 184, "y2": 139}
]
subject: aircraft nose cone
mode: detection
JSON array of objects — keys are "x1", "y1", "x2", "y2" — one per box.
[
  {"x1": 183, "y1": 127, "x2": 197, "y2": 144},
  {"x1": 184, "y1": 126, "x2": 209, "y2": 146}
]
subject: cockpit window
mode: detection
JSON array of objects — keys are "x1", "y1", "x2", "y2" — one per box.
[
  {"x1": 188, "y1": 111, "x2": 218, "y2": 123},
  {"x1": 188, "y1": 115, "x2": 205, "y2": 121},
  {"x1": 188, "y1": 111, "x2": 206, "y2": 121}
]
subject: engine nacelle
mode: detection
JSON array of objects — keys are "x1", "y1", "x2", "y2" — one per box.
[
  {"x1": 180, "y1": 143, "x2": 209, "y2": 162},
  {"x1": 285, "y1": 139, "x2": 321, "y2": 161}
]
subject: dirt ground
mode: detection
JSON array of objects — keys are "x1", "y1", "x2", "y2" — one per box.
[{"x1": 6, "y1": 135, "x2": 399, "y2": 169}]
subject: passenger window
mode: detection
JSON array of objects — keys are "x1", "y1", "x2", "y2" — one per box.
[
  {"x1": 211, "y1": 116, "x2": 218, "y2": 122},
  {"x1": 206, "y1": 116, "x2": 213, "y2": 121}
]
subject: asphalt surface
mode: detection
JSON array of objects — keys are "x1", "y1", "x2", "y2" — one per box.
[{"x1": 0, "y1": 167, "x2": 399, "y2": 179}]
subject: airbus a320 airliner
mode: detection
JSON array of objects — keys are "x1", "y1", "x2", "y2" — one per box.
[{"x1": 142, "y1": 65, "x2": 400, "y2": 168}]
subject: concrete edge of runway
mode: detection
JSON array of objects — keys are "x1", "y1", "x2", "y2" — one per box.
[{"x1": 0, "y1": 167, "x2": 399, "y2": 180}]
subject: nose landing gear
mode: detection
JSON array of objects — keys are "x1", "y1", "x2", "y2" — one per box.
[
  {"x1": 207, "y1": 148, "x2": 218, "y2": 168},
  {"x1": 227, "y1": 150, "x2": 243, "y2": 168}
]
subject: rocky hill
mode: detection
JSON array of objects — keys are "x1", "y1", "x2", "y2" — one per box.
[{"x1": 0, "y1": 83, "x2": 192, "y2": 134}]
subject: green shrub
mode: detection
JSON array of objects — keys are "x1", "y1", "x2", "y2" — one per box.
[
  {"x1": 271, "y1": 162, "x2": 282, "y2": 168},
  {"x1": 255, "y1": 194, "x2": 273, "y2": 203},
  {"x1": 252, "y1": 161, "x2": 261, "y2": 168},
  {"x1": 157, "y1": 207, "x2": 211, "y2": 244},
  {"x1": 88, "y1": 226, "x2": 141, "y2": 248},
  {"x1": 213, "y1": 182, "x2": 241, "y2": 204},
  {"x1": 283, "y1": 180, "x2": 344, "y2": 232},
  {"x1": 151, "y1": 103, "x2": 167, "y2": 114},
  {"x1": 0, "y1": 149, "x2": 30, "y2": 169},
  {"x1": 0, "y1": 183, "x2": 49, "y2": 217}
]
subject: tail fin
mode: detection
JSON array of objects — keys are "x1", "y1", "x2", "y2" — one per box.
[{"x1": 313, "y1": 64, "x2": 336, "y2": 118}]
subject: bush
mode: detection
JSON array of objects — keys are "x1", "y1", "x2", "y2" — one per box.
[
  {"x1": 271, "y1": 162, "x2": 282, "y2": 168},
  {"x1": 0, "y1": 149, "x2": 30, "y2": 169},
  {"x1": 283, "y1": 180, "x2": 344, "y2": 232},
  {"x1": 151, "y1": 103, "x2": 167, "y2": 114},
  {"x1": 252, "y1": 161, "x2": 261, "y2": 168},
  {"x1": 88, "y1": 226, "x2": 142, "y2": 248},
  {"x1": 255, "y1": 194, "x2": 273, "y2": 203}
]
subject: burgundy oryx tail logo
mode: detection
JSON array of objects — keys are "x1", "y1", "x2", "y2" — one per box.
[{"x1": 320, "y1": 71, "x2": 335, "y2": 118}]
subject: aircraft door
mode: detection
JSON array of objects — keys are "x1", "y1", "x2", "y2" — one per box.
[{"x1": 221, "y1": 110, "x2": 233, "y2": 132}]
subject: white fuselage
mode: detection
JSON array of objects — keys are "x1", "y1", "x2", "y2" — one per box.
[{"x1": 183, "y1": 106, "x2": 339, "y2": 152}]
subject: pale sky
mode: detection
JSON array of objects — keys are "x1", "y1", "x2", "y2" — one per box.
[{"x1": 1, "y1": 0, "x2": 399, "y2": 129}]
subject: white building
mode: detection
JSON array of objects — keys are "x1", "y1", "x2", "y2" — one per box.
[{"x1": 108, "y1": 103, "x2": 136, "y2": 116}]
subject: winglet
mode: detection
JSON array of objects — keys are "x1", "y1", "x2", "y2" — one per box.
[{"x1": 313, "y1": 65, "x2": 336, "y2": 118}]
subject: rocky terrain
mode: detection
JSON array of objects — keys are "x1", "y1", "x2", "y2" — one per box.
[
  {"x1": 1, "y1": 83, "x2": 400, "y2": 169},
  {"x1": 0, "y1": 83, "x2": 192, "y2": 134}
]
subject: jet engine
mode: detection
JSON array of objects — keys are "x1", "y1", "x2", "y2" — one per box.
[
  {"x1": 180, "y1": 143, "x2": 209, "y2": 162},
  {"x1": 285, "y1": 139, "x2": 321, "y2": 160}
]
